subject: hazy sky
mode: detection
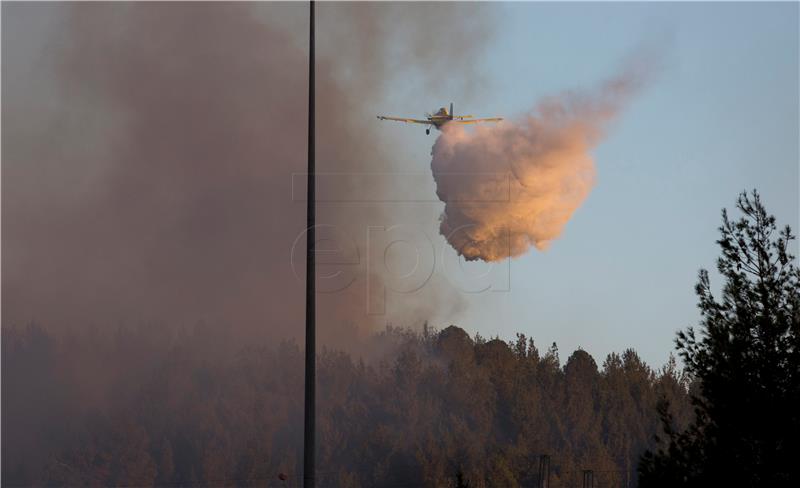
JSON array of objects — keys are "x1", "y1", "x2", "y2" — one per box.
[
  {"x1": 3, "y1": 2, "x2": 798, "y2": 369},
  {"x1": 376, "y1": 1, "x2": 799, "y2": 367}
]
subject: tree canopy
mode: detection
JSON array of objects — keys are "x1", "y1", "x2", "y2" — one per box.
[
  {"x1": 3, "y1": 322, "x2": 690, "y2": 487},
  {"x1": 639, "y1": 191, "x2": 800, "y2": 486}
]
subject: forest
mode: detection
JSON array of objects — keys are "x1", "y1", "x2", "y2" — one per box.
[
  {"x1": 3, "y1": 192, "x2": 797, "y2": 488},
  {"x1": 2, "y1": 320, "x2": 692, "y2": 488}
]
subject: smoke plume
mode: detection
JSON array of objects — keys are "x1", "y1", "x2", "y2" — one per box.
[
  {"x1": 431, "y1": 60, "x2": 652, "y2": 262},
  {"x1": 2, "y1": 2, "x2": 494, "y2": 480},
  {"x1": 2, "y1": 2, "x2": 491, "y2": 346}
]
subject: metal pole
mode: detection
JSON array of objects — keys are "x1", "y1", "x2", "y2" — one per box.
[
  {"x1": 303, "y1": 1, "x2": 316, "y2": 487},
  {"x1": 582, "y1": 470, "x2": 594, "y2": 488},
  {"x1": 538, "y1": 455, "x2": 550, "y2": 488}
]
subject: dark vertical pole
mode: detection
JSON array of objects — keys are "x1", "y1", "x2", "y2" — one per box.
[
  {"x1": 538, "y1": 455, "x2": 550, "y2": 488},
  {"x1": 303, "y1": 2, "x2": 316, "y2": 488},
  {"x1": 582, "y1": 470, "x2": 594, "y2": 488}
]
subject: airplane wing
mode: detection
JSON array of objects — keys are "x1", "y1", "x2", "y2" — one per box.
[
  {"x1": 452, "y1": 117, "x2": 503, "y2": 124},
  {"x1": 377, "y1": 116, "x2": 433, "y2": 125}
]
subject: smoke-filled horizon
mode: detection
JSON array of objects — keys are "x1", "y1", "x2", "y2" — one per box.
[
  {"x1": 1, "y1": 2, "x2": 497, "y2": 480},
  {"x1": 2, "y1": 2, "x2": 493, "y2": 348},
  {"x1": 431, "y1": 57, "x2": 655, "y2": 262}
]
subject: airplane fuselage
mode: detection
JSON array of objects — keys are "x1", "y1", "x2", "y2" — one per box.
[
  {"x1": 376, "y1": 102, "x2": 502, "y2": 135},
  {"x1": 427, "y1": 107, "x2": 453, "y2": 130}
]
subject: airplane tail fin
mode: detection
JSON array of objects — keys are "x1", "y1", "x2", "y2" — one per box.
[{"x1": 450, "y1": 102, "x2": 454, "y2": 117}]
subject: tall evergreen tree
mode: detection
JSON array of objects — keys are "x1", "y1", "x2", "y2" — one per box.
[{"x1": 640, "y1": 190, "x2": 800, "y2": 486}]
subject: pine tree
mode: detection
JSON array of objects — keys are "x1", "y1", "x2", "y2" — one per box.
[{"x1": 640, "y1": 190, "x2": 800, "y2": 486}]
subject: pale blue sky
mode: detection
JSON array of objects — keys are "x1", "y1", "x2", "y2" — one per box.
[{"x1": 381, "y1": 2, "x2": 798, "y2": 367}]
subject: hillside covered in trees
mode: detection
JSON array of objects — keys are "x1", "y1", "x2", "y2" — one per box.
[{"x1": 3, "y1": 322, "x2": 692, "y2": 487}]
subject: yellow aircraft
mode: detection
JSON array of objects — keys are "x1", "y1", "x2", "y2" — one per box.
[{"x1": 377, "y1": 103, "x2": 503, "y2": 135}]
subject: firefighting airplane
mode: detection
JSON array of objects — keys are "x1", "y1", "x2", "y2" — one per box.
[{"x1": 377, "y1": 103, "x2": 502, "y2": 135}]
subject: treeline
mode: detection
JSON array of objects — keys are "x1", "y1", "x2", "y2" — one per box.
[{"x1": 2, "y1": 322, "x2": 692, "y2": 487}]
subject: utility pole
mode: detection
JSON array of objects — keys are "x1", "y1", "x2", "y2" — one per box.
[
  {"x1": 303, "y1": 1, "x2": 316, "y2": 488},
  {"x1": 538, "y1": 455, "x2": 550, "y2": 488},
  {"x1": 582, "y1": 470, "x2": 594, "y2": 488}
]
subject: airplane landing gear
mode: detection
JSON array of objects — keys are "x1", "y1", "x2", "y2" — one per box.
[{"x1": 426, "y1": 128, "x2": 430, "y2": 135}]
